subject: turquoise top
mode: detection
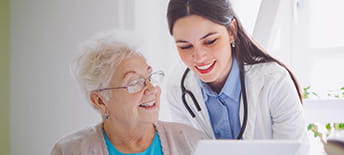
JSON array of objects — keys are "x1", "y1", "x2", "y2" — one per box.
[{"x1": 103, "y1": 129, "x2": 163, "y2": 155}]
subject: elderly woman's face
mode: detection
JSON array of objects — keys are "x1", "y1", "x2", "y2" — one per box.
[{"x1": 105, "y1": 55, "x2": 161, "y2": 125}]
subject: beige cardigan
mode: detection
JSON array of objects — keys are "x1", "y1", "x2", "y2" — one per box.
[{"x1": 51, "y1": 121, "x2": 208, "y2": 155}]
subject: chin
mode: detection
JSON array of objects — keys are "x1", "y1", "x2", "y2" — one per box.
[
  {"x1": 198, "y1": 74, "x2": 217, "y2": 83},
  {"x1": 141, "y1": 117, "x2": 158, "y2": 125},
  {"x1": 145, "y1": 112, "x2": 159, "y2": 122},
  {"x1": 191, "y1": 67, "x2": 217, "y2": 83}
]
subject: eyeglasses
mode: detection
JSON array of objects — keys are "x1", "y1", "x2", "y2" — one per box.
[{"x1": 94, "y1": 71, "x2": 165, "y2": 94}]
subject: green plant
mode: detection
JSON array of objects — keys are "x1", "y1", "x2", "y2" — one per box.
[
  {"x1": 327, "y1": 87, "x2": 344, "y2": 98},
  {"x1": 302, "y1": 86, "x2": 319, "y2": 99},
  {"x1": 308, "y1": 123, "x2": 344, "y2": 145},
  {"x1": 302, "y1": 86, "x2": 344, "y2": 99}
]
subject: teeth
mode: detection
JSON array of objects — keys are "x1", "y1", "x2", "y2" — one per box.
[
  {"x1": 139, "y1": 101, "x2": 155, "y2": 107},
  {"x1": 196, "y1": 63, "x2": 213, "y2": 70}
]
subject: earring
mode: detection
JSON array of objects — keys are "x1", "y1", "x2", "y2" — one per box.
[
  {"x1": 103, "y1": 113, "x2": 109, "y2": 120},
  {"x1": 231, "y1": 42, "x2": 236, "y2": 48}
]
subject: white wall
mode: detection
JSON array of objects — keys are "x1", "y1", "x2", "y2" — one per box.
[
  {"x1": 9, "y1": 0, "x2": 171, "y2": 154},
  {"x1": 9, "y1": 0, "x2": 261, "y2": 154},
  {"x1": 10, "y1": 1, "x2": 113, "y2": 154}
]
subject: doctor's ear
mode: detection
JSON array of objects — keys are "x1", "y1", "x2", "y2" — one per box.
[
  {"x1": 89, "y1": 91, "x2": 107, "y2": 112},
  {"x1": 228, "y1": 18, "x2": 238, "y2": 43}
]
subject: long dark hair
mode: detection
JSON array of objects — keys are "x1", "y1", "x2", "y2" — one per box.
[{"x1": 167, "y1": 0, "x2": 302, "y2": 102}]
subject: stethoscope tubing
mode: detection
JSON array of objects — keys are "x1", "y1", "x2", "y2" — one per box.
[{"x1": 180, "y1": 68, "x2": 247, "y2": 139}]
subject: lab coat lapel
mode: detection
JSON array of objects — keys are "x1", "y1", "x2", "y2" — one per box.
[
  {"x1": 239, "y1": 92, "x2": 258, "y2": 139},
  {"x1": 185, "y1": 72, "x2": 215, "y2": 139},
  {"x1": 240, "y1": 65, "x2": 263, "y2": 139}
]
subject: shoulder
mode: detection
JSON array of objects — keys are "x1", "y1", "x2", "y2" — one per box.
[
  {"x1": 51, "y1": 124, "x2": 103, "y2": 154},
  {"x1": 245, "y1": 62, "x2": 288, "y2": 77},
  {"x1": 55, "y1": 124, "x2": 100, "y2": 145},
  {"x1": 245, "y1": 62, "x2": 290, "y2": 83},
  {"x1": 156, "y1": 121, "x2": 207, "y2": 139},
  {"x1": 155, "y1": 121, "x2": 208, "y2": 155},
  {"x1": 164, "y1": 62, "x2": 190, "y2": 102},
  {"x1": 165, "y1": 62, "x2": 188, "y2": 88}
]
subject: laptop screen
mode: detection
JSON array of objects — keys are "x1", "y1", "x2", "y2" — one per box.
[{"x1": 193, "y1": 140, "x2": 302, "y2": 155}]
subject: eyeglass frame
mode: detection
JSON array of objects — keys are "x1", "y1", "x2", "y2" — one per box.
[{"x1": 93, "y1": 71, "x2": 165, "y2": 94}]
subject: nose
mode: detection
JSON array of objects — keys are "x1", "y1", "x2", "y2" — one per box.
[
  {"x1": 192, "y1": 47, "x2": 207, "y2": 63},
  {"x1": 144, "y1": 80, "x2": 160, "y2": 96}
]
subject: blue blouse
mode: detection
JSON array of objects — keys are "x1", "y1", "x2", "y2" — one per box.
[
  {"x1": 199, "y1": 58, "x2": 242, "y2": 139},
  {"x1": 103, "y1": 129, "x2": 163, "y2": 155}
]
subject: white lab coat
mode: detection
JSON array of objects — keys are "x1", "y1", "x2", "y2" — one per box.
[{"x1": 165, "y1": 62, "x2": 309, "y2": 144}]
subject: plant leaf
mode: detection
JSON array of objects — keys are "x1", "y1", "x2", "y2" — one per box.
[
  {"x1": 312, "y1": 92, "x2": 319, "y2": 96},
  {"x1": 307, "y1": 124, "x2": 313, "y2": 130},
  {"x1": 314, "y1": 132, "x2": 319, "y2": 137},
  {"x1": 326, "y1": 123, "x2": 332, "y2": 131},
  {"x1": 338, "y1": 123, "x2": 344, "y2": 130}
]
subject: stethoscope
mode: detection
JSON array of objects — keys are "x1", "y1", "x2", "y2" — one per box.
[{"x1": 180, "y1": 68, "x2": 248, "y2": 139}]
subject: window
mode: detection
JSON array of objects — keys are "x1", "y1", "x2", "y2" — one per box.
[{"x1": 254, "y1": 0, "x2": 344, "y2": 97}]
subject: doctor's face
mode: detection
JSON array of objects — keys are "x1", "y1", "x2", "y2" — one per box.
[
  {"x1": 172, "y1": 15, "x2": 234, "y2": 87},
  {"x1": 104, "y1": 55, "x2": 161, "y2": 126}
]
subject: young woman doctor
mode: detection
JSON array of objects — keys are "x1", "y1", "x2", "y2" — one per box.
[{"x1": 165, "y1": 0, "x2": 309, "y2": 145}]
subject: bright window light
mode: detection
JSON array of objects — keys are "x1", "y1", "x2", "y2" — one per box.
[{"x1": 309, "y1": 0, "x2": 344, "y2": 48}]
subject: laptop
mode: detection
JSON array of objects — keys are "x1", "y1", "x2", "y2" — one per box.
[{"x1": 193, "y1": 140, "x2": 302, "y2": 155}]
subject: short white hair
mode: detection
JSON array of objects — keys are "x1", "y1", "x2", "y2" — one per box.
[{"x1": 72, "y1": 31, "x2": 144, "y2": 100}]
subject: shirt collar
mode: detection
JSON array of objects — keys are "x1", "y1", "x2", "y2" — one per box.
[{"x1": 199, "y1": 58, "x2": 241, "y2": 102}]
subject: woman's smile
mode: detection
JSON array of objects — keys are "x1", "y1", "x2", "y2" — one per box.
[
  {"x1": 139, "y1": 100, "x2": 158, "y2": 110},
  {"x1": 195, "y1": 60, "x2": 216, "y2": 74}
]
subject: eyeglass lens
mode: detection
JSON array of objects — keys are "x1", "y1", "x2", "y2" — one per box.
[{"x1": 127, "y1": 71, "x2": 164, "y2": 93}]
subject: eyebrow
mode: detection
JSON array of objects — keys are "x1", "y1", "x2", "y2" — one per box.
[
  {"x1": 176, "y1": 32, "x2": 218, "y2": 43},
  {"x1": 201, "y1": 32, "x2": 218, "y2": 40},
  {"x1": 122, "y1": 71, "x2": 137, "y2": 79},
  {"x1": 122, "y1": 66, "x2": 152, "y2": 79}
]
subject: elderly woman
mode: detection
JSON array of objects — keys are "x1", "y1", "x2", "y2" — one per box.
[{"x1": 51, "y1": 32, "x2": 207, "y2": 155}]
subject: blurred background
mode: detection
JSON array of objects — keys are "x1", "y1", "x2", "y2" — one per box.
[{"x1": 1, "y1": 0, "x2": 343, "y2": 154}]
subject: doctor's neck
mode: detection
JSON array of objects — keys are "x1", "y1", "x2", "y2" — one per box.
[
  {"x1": 207, "y1": 58, "x2": 233, "y2": 94},
  {"x1": 209, "y1": 83, "x2": 224, "y2": 94}
]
